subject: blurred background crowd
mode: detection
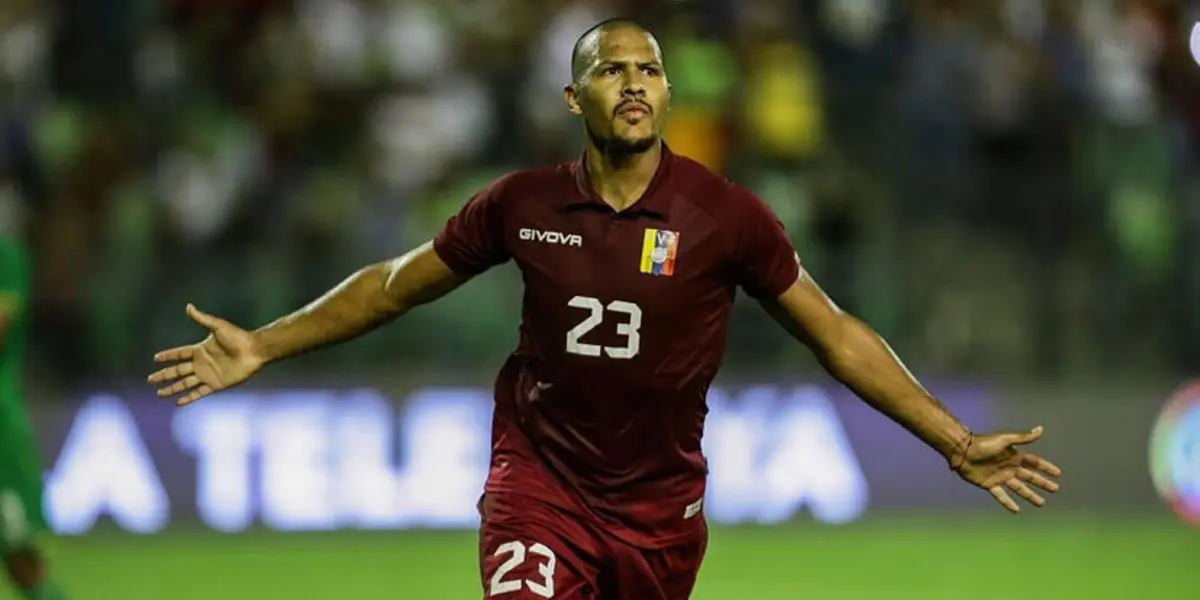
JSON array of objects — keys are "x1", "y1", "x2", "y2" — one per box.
[{"x1": 2, "y1": 0, "x2": 1199, "y2": 385}]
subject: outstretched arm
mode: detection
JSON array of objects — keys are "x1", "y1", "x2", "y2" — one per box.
[
  {"x1": 152, "y1": 173, "x2": 514, "y2": 406},
  {"x1": 760, "y1": 270, "x2": 1061, "y2": 513},
  {"x1": 253, "y1": 241, "x2": 467, "y2": 364},
  {"x1": 732, "y1": 185, "x2": 1058, "y2": 513},
  {"x1": 149, "y1": 242, "x2": 469, "y2": 405},
  {"x1": 760, "y1": 270, "x2": 971, "y2": 462}
]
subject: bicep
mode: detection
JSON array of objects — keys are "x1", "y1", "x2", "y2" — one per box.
[
  {"x1": 759, "y1": 269, "x2": 847, "y2": 353},
  {"x1": 384, "y1": 241, "x2": 473, "y2": 311}
]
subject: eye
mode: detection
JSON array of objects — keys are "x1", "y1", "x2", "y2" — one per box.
[
  {"x1": 642, "y1": 66, "x2": 660, "y2": 76},
  {"x1": 603, "y1": 65, "x2": 621, "y2": 76}
]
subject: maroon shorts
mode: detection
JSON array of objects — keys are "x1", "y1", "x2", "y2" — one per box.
[{"x1": 478, "y1": 491, "x2": 707, "y2": 600}]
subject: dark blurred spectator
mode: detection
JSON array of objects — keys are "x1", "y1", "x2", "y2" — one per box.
[{"x1": 10, "y1": 0, "x2": 1196, "y2": 382}]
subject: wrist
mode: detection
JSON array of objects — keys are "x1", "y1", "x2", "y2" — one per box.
[
  {"x1": 946, "y1": 429, "x2": 973, "y2": 472},
  {"x1": 919, "y1": 411, "x2": 972, "y2": 465},
  {"x1": 247, "y1": 330, "x2": 274, "y2": 367}
]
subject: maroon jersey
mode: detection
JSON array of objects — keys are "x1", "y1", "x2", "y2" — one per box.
[{"x1": 434, "y1": 146, "x2": 799, "y2": 549}]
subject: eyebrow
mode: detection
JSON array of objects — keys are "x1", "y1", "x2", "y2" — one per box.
[{"x1": 594, "y1": 58, "x2": 662, "y2": 70}]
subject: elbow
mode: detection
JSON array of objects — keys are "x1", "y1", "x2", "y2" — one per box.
[
  {"x1": 362, "y1": 263, "x2": 408, "y2": 319},
  {"x1": 379, "y1": 242, "x2": 467, "y2": 316},
  {"x1": 380, "y1": 276, "x2": 417, "y2": 317}
]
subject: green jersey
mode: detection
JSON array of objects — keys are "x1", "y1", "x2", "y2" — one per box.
[
  {"x1": 0, "y1": 234, "x2": 45, "y2": 548},
  {"x1": 0, "y1": 235, "x2": 29, "y2": 410}
]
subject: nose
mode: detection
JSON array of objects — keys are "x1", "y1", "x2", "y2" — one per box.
[{"x1": 621, "y1": 75, "x2": 647, "y2": 98}]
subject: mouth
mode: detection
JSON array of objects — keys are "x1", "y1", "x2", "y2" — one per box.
[{"x1": 616, "y1": 102, "x2": 650, "y2": 120}]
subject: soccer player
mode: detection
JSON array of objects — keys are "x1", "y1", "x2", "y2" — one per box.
[
  {"x1": 149, "y1": 18, "x2": 1062, "y2": 600},
  {"x1": 0, "y1": 231, "x2": 69, "y2": 600}
]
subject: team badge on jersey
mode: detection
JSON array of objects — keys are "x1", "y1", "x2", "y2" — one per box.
[{"x1": 639, "y1": 228, "x2": 679, "y2": 276}]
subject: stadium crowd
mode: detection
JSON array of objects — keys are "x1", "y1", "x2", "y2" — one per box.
[{"x1": 1, "y1": 0, "x2": 1197, "y2": 384}]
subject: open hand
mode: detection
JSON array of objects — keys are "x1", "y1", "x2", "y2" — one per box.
[
  {"x1": 953, "y1": 426, "x2": 1062, "y2": 513},
  {"x1": 147, "y1": 304, "x2": 266, "y2": 406}
]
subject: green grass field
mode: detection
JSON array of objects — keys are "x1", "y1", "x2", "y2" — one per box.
[{"x1": 10, "y1": 516, "x2": 1196, "y2": 599}]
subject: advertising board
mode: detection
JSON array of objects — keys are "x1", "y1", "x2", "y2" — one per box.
[{"x1": 32, "y1": 383, "x2": 993, "y2": 534}]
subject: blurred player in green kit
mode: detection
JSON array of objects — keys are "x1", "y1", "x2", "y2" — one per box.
[{"x1": 0, "y1": 222, "x2": 68, "y2": 599}]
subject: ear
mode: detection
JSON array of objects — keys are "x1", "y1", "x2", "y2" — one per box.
[{"x1": 564, "y1": 84, "x2": 584, "y2": 116}]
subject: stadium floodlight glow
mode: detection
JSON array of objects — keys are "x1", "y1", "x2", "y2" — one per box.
[{"x1": 1149, "y1": 381, "x2": 1200, "y2": 526}]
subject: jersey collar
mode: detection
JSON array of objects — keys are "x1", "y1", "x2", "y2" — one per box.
[{"x1": 567, "y1": 142, "x2": 676, "y2": 220}]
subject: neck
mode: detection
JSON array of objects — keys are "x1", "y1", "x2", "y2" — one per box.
[{"x1": 584, "y1": 139, "x2": 662, "y2": 212}]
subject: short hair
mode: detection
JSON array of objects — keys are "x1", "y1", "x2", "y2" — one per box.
[{"x1": 570, "y1": 18, "x2": 655, "y2": 85}]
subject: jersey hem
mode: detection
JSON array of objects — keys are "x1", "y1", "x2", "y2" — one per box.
[{"x1": 482, "y1": 482, "x2": 707, "y2": 550}]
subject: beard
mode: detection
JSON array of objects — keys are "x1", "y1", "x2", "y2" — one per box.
[{"x1": 585, "y1": 121, "x2": 657, "y2": 158}]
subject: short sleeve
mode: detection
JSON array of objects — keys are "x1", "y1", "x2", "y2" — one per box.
[
  {"x1": 433, "y1": 175, "x2": 513, "y2": 276},
  {"x1": 731, "y1": 188, "x2": 800, "y2": 299}
]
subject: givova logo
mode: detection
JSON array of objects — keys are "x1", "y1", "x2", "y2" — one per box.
[
  {"x1": 518, "y1": 228, "x2": 582, "y2": 247},
  {"x1": 1150, "y1": 381, "x2": 1200, "y2": 525}
]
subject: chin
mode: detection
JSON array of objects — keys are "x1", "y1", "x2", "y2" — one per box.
[{"x1": 610, "y1": 133, "x2": 657, "y2": 154}]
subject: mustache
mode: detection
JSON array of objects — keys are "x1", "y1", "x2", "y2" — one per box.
[{"x1": 615, "y1": 100, "x2": 652, "y2": 116}]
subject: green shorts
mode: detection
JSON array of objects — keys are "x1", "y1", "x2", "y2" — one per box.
[{"x1": 0, "y1": 424, "x2": 47, "y2": 553}]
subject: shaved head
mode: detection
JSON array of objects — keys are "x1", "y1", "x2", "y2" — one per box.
[
  {"x1": 564, "y1": 18, "x2": 669, "y2": 157},
  {"x1": 570, "y1": 18, "x2": 661, "y2": 85}
]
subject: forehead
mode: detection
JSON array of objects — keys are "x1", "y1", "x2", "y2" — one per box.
[{"x1": 591, "y1": 28, "x2": 661, "y2": 63}]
